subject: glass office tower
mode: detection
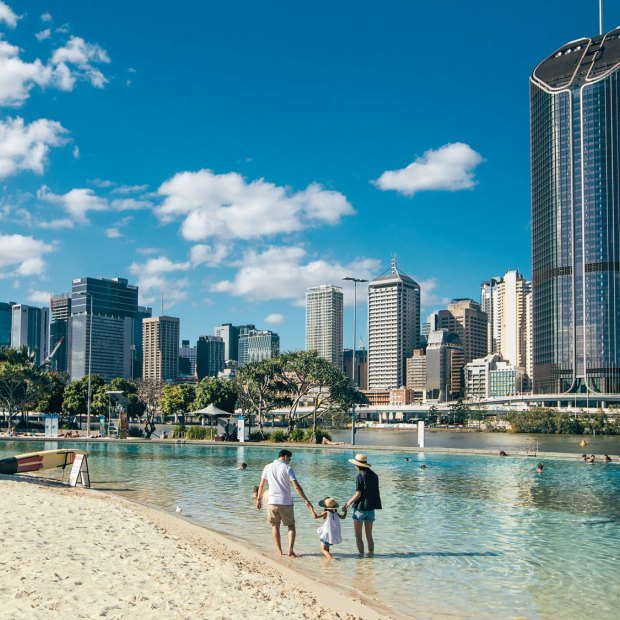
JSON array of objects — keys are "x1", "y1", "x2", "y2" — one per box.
[{"x1": 531, "y1": 27, "x2": 620, "y2": 394}]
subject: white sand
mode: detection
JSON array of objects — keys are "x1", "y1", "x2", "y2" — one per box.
[{"x1": 0, "y1": 475, "x2": 394, "y2": 620}]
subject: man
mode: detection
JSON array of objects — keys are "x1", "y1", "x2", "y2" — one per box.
[
  {"x1": 343, "y1": 453, "x2": 382, "y2": 557},
  {"x1": 256, "y1": 449, "x2": 313, "y2": 557}
]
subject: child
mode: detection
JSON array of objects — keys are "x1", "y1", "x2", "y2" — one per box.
[{"x1": 312, "y1": 497, "x2": 347, "y2": 559}]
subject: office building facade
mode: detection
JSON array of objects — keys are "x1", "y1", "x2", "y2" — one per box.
[
  {"x1": 214, "y1": 323, "x2": 240, "y2": 363},
  {"x1": 50, "y1": 294, "x2": 71, "y2": 372},
  {"x1": 196, "y1": 335, "x2": 225, "y2": 379},
  {"x1": 305, "y1": 284, "x2": 344, "y2": 370},
  {"x1": 343, "y1": 348, "x2": 368, "y2": 390},
  {"x1": 237, "y1": 324, "x2": 256, "y2": 367},
  {"x1": 531, "y1": 27, "x2": 620, "y2": 394},
  {"x1": 133, "y1": 305, "x2": 152, "y2": 379},
  {"x1": 70, "y1": 277, "x2": 138, "y2": 382},
  {"x1": 425, "y1": 330, "x2": 464, "y2": 402},
  {"x1": 368, "y1": 259, "x2": 421, "y2": 389},
  {"x1": 10, "y1": 304, "x2": 49, "y2": 366},
  {"x1": 437, "y1": 299, "x2": 487, "y2": 366},
  {"x1": 247, "y1": 330, "x2": 280, "y2": 363},
  {"x1": 143, "y1": 316, "x2": 180, "y2": 382},
  {"x1": 0, "y1": 301, "x2": 15, "y2": 348},
  {"x1": 179, "y1": 339, "x2": 197, "y2": 377}
]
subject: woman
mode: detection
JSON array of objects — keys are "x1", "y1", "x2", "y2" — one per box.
[{"x1": 343, "y1": 453, "x2": 382, "y2": 557}]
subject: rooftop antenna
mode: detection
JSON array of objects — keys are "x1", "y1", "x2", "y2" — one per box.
[
  {"x1": 391, "y1": 255, "x2": 398, "y2": 274},
  {"x1": 599, "y1": 0, "x2": 603, "y2": 35}
]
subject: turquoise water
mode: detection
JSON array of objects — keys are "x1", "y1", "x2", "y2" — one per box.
[{"x1": 2, "y1": 440, "x2": 620, "y2": 619}]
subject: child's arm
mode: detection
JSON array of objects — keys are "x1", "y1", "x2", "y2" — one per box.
[
  {"x1": 312, "y1": 510, "x2": 327, "y2": 519},
  {"x1": 338, "y1": 508, "x2": 347, "y2": 519}
]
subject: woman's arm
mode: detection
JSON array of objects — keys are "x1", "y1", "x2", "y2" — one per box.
[{"x1": 343, "y1": 490, "x2": 361, "y2": 510}]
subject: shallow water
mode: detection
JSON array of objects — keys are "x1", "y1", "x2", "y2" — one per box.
[{"x1": 2, "y1": 440, "x2": 619, "y2": 619}]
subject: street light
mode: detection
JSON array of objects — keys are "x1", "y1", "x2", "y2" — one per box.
[
  {"x1": 76, "y1": 292, "x2": 93, "y2": 439},
  {"x1": 342, "y1": 276, "x2": 368, "y2": 445}
]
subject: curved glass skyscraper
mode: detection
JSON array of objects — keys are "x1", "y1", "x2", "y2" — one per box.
[{"x1": 531, "y1": 27, "x2": 620, "y2": 394}]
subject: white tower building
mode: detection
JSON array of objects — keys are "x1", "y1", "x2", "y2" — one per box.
[
  {"x1": 305, "y1": 285, "x2": 344, "y2": 370},
  {"x1": 368, "y1": 259, "x2": 420, "y2": 389}
]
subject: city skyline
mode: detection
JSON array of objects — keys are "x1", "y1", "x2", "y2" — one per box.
[{"x1": 0, "y1": 1, "x2": 616, "y2": 350}]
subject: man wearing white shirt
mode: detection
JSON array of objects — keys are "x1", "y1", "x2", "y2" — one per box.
[{"x1": 256, "y1": 449, "x2": 313, "y2": 557}]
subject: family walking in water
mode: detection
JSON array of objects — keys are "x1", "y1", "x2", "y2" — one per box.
[{"x1": 255, "y1": 449, "x2": 382, "y2": 559}]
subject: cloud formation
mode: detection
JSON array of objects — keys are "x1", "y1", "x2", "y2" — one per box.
[
  {"x1": 157, "y1": 169, "x2": 354, "y2": 241},
  {"x1": 212, "y1": 245, "x2": 379, "y2": 304},
  {"x1": 189, "y1": 243, "x2": 228, "y2": 267},
  {"x1": 0, "y1": 1, "x2": 17, "y2": 28},
  {"x1": 264, "y1": 313, "x2": 285, "y2": 325},
  {"x1": 0, "y1": 117, "x2": 68, "y2": 179},
  {"x1": 0, "y1": 233, "x2": 54, "y2": 277},
  {"x1": 38, "y1": 186, "x2": 107, "y2": 224},
  {"x1": 128, "y1": 256, "x2": 191, "y2": 308},
  {"x1": 374, "y1": 143, "x2": 483, "y2": 197}
]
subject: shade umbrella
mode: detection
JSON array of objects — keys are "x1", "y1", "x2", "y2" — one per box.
[{"x1": 190, "y1": 404, "x2": 234, "y2": 433}]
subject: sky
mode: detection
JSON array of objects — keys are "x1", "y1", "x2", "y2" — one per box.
[{"x1": 0, "y1": 0, "x2": 617, "y2": 351}]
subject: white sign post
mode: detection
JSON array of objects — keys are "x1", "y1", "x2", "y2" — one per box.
[
  {"x1": 44, "y1": 413, "x2": 59, "y2": 438},
  {"x1": 417, "y1": 421, "x2": 425, "y2": 448},
  {"x1": 69, "y1": 454, "x2": 91, "y2": 488},
  {"x1": 237, "y1": 416, "x2": 247, "y2": 443}
]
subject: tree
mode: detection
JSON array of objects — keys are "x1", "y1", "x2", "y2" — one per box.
[
  {"x1": 62, "y1": 375, "x2": 105, "y2": 417},
  {"x1": 34, "y1": 372, "x2": 69, "y2": 414},
  {"x1": 135, "y1": 378, "x2": 165, "y2": 438},
  {"x1": 279, "y1": 351, "x2": 354, "y2": 442},
  {"x1": 107, "y1": 377, "x2": 144, "y2": 418},
  {"x1": 236, "y1": 358, "x2": 286, "y2": 435},
  {"x1": 161, "y1": 383, "x2": 196, "y2": 423},
  {"x1": 448, "y1": 398, "x2": 471, "y2": 425},
  {"x1": 0, "y1": 361, "x2": 49, "y2": 428},
  {"x1": 193, "y1": 377, "x2": 237, "y2": 413}
]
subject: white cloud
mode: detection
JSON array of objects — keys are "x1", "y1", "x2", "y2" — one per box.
[
  {"x1": 35, "y1": 29, "x2": 51, "y2": 41},
  {"x1": 0, "y1": 33, "x2": 110, "y2": 107},
  {"x1": 91, "y1": 178, "x2": 114, "y2": 188},
  {"x1": 41, "y1": 12, "x2": 52, "y2": 23},
  {"x1": 128, "y1": 257, "x2": 192, "y2": 308},
  {"x1": 129, "y1": 256, "x2": 191, "y2": 277},
  {"x1": 0, "y1": 117, "x2": 68, "y2": 178},
  {"x1": 111, "y1": 184, "x2": 148, "y2": 195},
  {"x1": 50, "y1": 36, "x2": 110, "y2": 89},
  {"x1": 212, "y1": 245, "x2": 379, "y2": 304},
  {"x1": 374, "y1": 143, "x2": 483, "y2": 197},
  {"x1": 136, "y1": 247, "x2": 160, "y2": 256},
  {"x1": 157, "y1": 169, "x2": 354, "y2": 241},
  {"x1": 28, "y1": 289, "x2": 51, "y2": 304},
  {"x1": 189, "y1": 243, "x2": 228, "y2": 267},
  {"x1": 37, "y1": 217, "x2": 74, "y2": 229},
  {"x1": 264, "y1": 313, "x2": 285, "y2": 326},
  {"x1": 106, "y1": 227, "x2": 122, "y2": 238},
  {"x1": 0, "y1": 1, "x2": 17, "y2": 28},
  {"x1": 416, "y1": 276, "x2": 450, "y2": 310},
  {"x1": 72, "y1": 145, "x2": 79, "y2": 159},
  {"x1": 110, "y1": 197, "x2": 152, "y2": 211},
  {"x1": 0, "y1": 233, "x2": 54, "y2": 277},
  {"x1": 38, "y1": 186, "x2": 107, "y2": 223}
]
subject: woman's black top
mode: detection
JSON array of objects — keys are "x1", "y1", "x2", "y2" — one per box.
[{"x1": 353, "y1": 468, "x2": 382, "y2": 511}]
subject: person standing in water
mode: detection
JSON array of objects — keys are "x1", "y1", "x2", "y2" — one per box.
[{"x1": 343, "y1": 454, "x2": 382, "y2": 557}]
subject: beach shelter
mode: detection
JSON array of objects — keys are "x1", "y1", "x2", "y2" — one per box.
[{"x1": 191, "y1": 404, "x2": 235, "y2": 434}]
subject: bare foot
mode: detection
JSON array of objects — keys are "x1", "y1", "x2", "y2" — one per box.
[
  {"x1": 288, "y1": 551, "x2": 298, "y2": 558},
  {"x1": 357, "y1": 553, "x2": 364, "y2": 558}
]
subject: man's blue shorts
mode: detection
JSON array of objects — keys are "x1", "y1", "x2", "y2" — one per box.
[{"x1": 352, "y1": 509, "x2": 375, "y2": 522}]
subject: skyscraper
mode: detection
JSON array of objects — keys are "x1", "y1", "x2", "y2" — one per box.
[
  {"x1": 179, "y1": 339, "x2": 197, "y2": 377},
  {"x1": 531, "y1": 27, "x2": 620, "y2": 394},
  {"x1": 247, "y1": 330, "x2": 280, "y2": 363},
  {"x1": 214, "y1": 323, "x2": 240, "y2": 363},
  {"x1": 480, "y1": 270, "x2": 532, "y2": 378},
  {"x1": 10, "y1": 304, "x2": 49, "y2": 366},
  {"x1": 69, "y1": 277, "x2": 138, "y2": 382},
  {"x1": 142, "y1": 316, "x2": 180, "y2": 382},
  {"x1": 305, "y1": 284, "x2": 344, "y2": 369},
  {"x1": 236, "y1": 324, "x2": 256, "y2": 367},
  {"x1": 0, "y1": 301, "x2": 15, "y2": 348},
  {"x1": 196, "y1": 335, "x2": 225, "y2": 379},
  {"x1": 437, "y1": 299, "x2": 487, "y2": 366},
  {"x1": 367, "y1": 259, "x2": 420, "y2": 389},
  {"x1": 50, "y1": 294, "x2": 71, "y2": 373},
  {"x1": 133, "y1": 305, "x2": 152, "y2": 379}
]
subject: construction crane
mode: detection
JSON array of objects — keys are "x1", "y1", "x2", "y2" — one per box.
[{"x1": 39, "y1": 336, "x2": 64, "y2": 370}]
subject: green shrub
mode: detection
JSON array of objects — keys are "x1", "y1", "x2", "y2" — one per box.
[
  {"x1": 288, "y1": 427, "x2": 305, "y2": 442},
  {"x1": 249, "y1": 430, "x2": 265, "y2": 441},
  {"x1": 128, "y1": 426, "x2": 143, "y2": 438},
  {"x1": 185, "y1": 425, "x2": 212, "y2": 440},
  {"x1": 269, "y1": 429, "x2": 287, "y2": 442},
  {"x1": 171, "y1": 424, "x2": 186, "y2": 439}
]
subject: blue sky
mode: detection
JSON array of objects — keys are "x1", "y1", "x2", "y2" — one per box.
[{"x1": 0, "y1": 1, "x2": 616, "y2": 350}]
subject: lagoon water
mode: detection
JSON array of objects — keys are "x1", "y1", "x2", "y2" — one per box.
[{"x1": 2, "y1": 437, "x2": 620, "y2": 619}]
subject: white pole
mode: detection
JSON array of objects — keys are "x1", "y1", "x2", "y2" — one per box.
[
  {"x1": 418, "y1": 420, "x2": 425, "y2": 448},
  {"x1": 352, "y1": 281, "x2": 357, "y2": 445},
  {"x1": 599, "y1": 0, "x2": 603, "y2": 35}
]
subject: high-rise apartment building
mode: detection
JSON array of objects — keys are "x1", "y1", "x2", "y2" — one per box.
[
  {"x1": 196, "y1": 335, "x2": 224, "y2": 379},
  {"x1": 368, "y1": 259, "x2": 421, "y2": 389},
  {"x1": 480, "y1": 270, "x2": 532, "y2": 378},
  {"x1": 343, "y1": 348, "x2": 368, "y2": 390},
  {"x1": 50, "y1": 294, "x2": 71, "y2": 372},
  {"x1": 133, "y1": 305, "x2": 152, "y2": 379},
  {"x1": 237, "y1": 324, "x2": 256, "y2": 367},
  {"x1": 305, "y1": 284, "x2": 344, "y2": 369},
  {"x1": 0, "y1": 301, "x2": 15, "y2": 347},
  {"x1": 425, "y1": 330, "x2": 464, "y2": 402},
  {"x1": 437, "y1": 299, "x2": 487, "y2": 366},
  {"x1": 70, "y1": 277, "x2": 138, "y2": 382},
  {"x1": 142, "y1": 316, "x2": 180, "y2": 382},
  {"x1": 531, "y1": 27, "x2": 620, "y2": 394},
  {"x1": 214, "y1": 323, "x2": 240, "y2": 363},
  {"x1": 11, "y1": 304, "x2": 49, "y2": 366}
]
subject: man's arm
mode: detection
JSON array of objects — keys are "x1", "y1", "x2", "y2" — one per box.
[
  {"x1": 256, "y1": 479, "x2": 267, "y2": 509},
  {"x1": 291, "y1": 480, "x2": 313, "y2": 511}
]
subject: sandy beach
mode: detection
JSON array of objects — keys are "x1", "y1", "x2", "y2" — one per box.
[{"x1": 0, "y1": 475, "x2": 392, "y2": 620}]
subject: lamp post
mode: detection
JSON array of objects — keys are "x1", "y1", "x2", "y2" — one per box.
[
  {"x1": 77, "y1": 292, "x2": 93, "y2": 439},
  {"x1": 342, "y1": 276, "x2": 368, "y2": 445}
]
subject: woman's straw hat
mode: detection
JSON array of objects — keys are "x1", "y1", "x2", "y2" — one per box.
[
  {"x1": 318, "y1": 497, "x2": 339, "y2": 510},
  {"x1": 348, "y1": 453, "x2": 371, "y2": 468}
]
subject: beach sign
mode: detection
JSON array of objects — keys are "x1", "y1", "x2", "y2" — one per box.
[
  {"x1": 68, "y1": 454, "x2": 91, "y2": 488},
  {"x1": 44, "y1": 413, "x2": 59, "y2": 438}
]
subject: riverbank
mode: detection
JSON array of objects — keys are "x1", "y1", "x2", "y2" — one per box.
[{"x1": 0, "y1": 475, "x2": 392, "y2": 620}]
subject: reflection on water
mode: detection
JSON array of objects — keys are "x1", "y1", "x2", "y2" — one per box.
[{"x1": 1, "y1": 440, "x2": 620, "y2": 619}]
